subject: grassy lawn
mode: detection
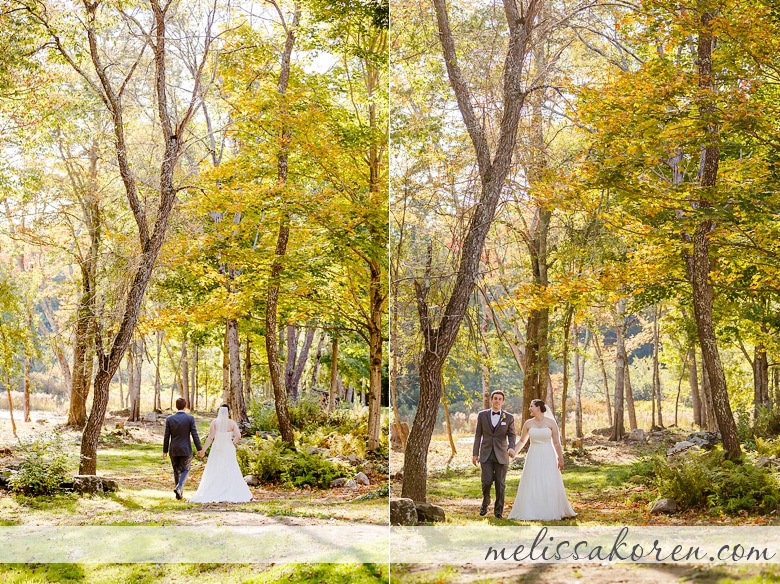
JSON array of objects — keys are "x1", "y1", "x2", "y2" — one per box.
[
  {"x1": 0, "y1": 421, "x2": 388, "y2": 526},
  {"x1": 409, "y1": 435, "x2": 780, "y2": 526}
]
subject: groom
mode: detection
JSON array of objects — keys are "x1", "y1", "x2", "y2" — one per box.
[
  {"x1": 163, "y1": 397, "x2": 204, "y2": 499},
  {"x1": 472, "y1": 390, "x2": 516, "y2": 518}
]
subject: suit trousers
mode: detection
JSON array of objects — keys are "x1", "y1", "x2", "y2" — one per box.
[
  {"x1": 481, "y1": 449, "x2": 508, "y2": 515},
  {"x1": 170, "y1": 455, "x2": 192, "y2": 491}
]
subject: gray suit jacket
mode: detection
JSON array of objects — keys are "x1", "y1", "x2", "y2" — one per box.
[
  {"x1": 163, "y1": 411, "x2": 202, "y2": 457},
  {"x1": 473, "y1": 409, "x2": 516, "y2": 465}
]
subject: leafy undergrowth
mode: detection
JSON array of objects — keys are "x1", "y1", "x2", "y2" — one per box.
[{"x1": 0, "y1": 563, "x2": 388, "y2": 584}]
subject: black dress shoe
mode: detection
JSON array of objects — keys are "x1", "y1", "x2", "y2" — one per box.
[
  {"x1": 479, "y1": 507, "x2": 487, "y2": 516},
  {"x1": 174, "y1": 488, "x2": 182, "y2": 500},
  {"x1": 494, "y1": 514, "x2": 503, "y2": 519}
]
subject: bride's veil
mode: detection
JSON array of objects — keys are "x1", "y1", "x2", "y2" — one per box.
[{"x1": 215, "y1": 406, "x2": 229, "y2": 433}]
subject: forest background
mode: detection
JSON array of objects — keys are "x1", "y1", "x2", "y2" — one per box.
[
  {"x1": 389, "y1": 0, "x2": 780, "y2": 520},
  {"x1": 0, "y1": 0, "x2": 389, "y2": 499}
]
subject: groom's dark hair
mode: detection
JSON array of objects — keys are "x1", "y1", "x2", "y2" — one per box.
[
  {"x1": 176, "y1": 397, "x2": 187, "y2": 410},
  {"x1": 531, "y1": 398, "x2": 547, "y2": 412}
]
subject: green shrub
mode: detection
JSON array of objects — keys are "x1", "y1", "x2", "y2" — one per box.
[
  {"x1": 712, "y1": 462, "x2": 780, "y2": 515},
  {"x1": 8, "y1": 431, "x2": 72, "y2": 496},
  {"x1": 754, "y1": 407, "x2": 780, "y2": 439},
  {"x1": 651, "y1": 447, "x2": 780, "y2": 515},
  {"x1": 755, "y1": 437, "x2": 780, "y2": 459},
  {"x1": 247, "y1": 401, "x2": 279, "y2": 434},
  {"x1": 653, "y1": 450, "x2": 717, "y2": 509},
  {"x1": 237, "y1": 436, "x2": 349, "y2": 489}
]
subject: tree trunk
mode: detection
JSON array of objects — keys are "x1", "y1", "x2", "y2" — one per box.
[
  {"x1": 367, "y1": 254, "x2": 385, "y2": 451},
  {"x1": 118, "y1": 360, "x2": 125, "y2": 410},
  {"x1": 41, "y1": 298, "x2": 71, "y2": 396},
  {"x1": 23, "y1": 351, "x2": 31, "y2": 423},
  {"x1": 264, "y1": 4, "x2": 300, "y2": 448},
  {"x1": 226, "y1": 318, "x2": 247, "y2": 423},
  {"x1": 222, "y1": 326, "x2": 230, "y2": 404},
  {"x1": 193, "y1": 344, "x2": 199, "y2": 411},
  {"x1": 402, "y1": 0, "x2": 542, "y2": 502},
  {"x1": 560, "y1": 305, "x2": 573, "y2": 446},
  {"x1": 652, "y1": 304, "x2": 664, "y2": 428},
  {"x1": 700, "y1": 352, "x2": 718, "y2": 432},
  {"x1": 285, "y1": 325, "x2": 315, "y2": 400},
  {"x1": 593, "y1": 332, "x2": 613, "y2": 427},
  {"x1": 680, "y1": 8, "x2": 741, "y2": 459},
  {"x1": 181, "y1": 334, "x2": 190, "y2": 408},
  {"x1": 243, "y1": 337, "x2": 252, "y2": 407},
  {"x1": 127, "y1": 338, "x2": 142, "y2": 422},
  {"x1": 479, "y1": 291, "x2": 491, "y2": 409},
  {"x1": 624, "y1": 361, "x2": 637, "y2": 431},
  {"x1": 154, "y1": 330, "x2": 162, "y2": 411},
  {"x1": 68, "y1": 292, "x2": 92, "y2": 427},
  {"x1": 310, "y1": 332, "x2": 324, "y2": 392},
  {"x1": 610, "y1": 300, "x2": 627, "y2": 441},
  {"x1": 521, "y1": 209, "x2": 551, "y2": 423},
  {"x1": 573, "y1": 322, "x2": 585, "y2": 439},
  {"x1": 328, "y1": 337, "x2": 339, "y2": 413},
  {"x1": 442, "y1": 390, "x2": 457, "y2": 456},
  {"x1": 5, "y1": 373, "x2": 16, "y2": 438},
  {"x1": 755, "y1": 343, "x2": 769, "y2": 418},
  {"x1": 689, "y1": 346, "x2": 702, "y2": 427}
]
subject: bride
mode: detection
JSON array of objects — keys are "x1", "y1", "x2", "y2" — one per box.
[
  {"x1": 507, "y1": 399, "x2": 576, "y2": 521},
  {"x1": 189, "y1": 405, "x2": 253, "y2": 503}
]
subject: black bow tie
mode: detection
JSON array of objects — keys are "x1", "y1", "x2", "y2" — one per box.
[{"x1": 492, "y1": 411, "x2": 501, "y2": 416}]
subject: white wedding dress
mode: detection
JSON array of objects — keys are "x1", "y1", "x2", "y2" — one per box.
[
  {"x1": 190, "y1": 408, "x2": 252, "y2": 503},
  {"x1": 507, "y1": 426, "x2": 576, "y2": 521}
]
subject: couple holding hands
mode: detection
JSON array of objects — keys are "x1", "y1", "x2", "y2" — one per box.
[
  {"x1": 162, "y1": 398, "x2": 252, "y2": 503},
  {"x1": 473, "y1": 390, "x2": 576, "y2": 521}
]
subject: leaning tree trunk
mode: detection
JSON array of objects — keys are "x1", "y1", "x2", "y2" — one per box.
[
  {"x1": 681, "y1": 8, "x2": 740, "y2": 459},
  {"x1": 402, "y1": 0, "x2": 542, "y2": 503},
  {"x1": 78, "y1": 0, "x2": 213, "y2": 474}
]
